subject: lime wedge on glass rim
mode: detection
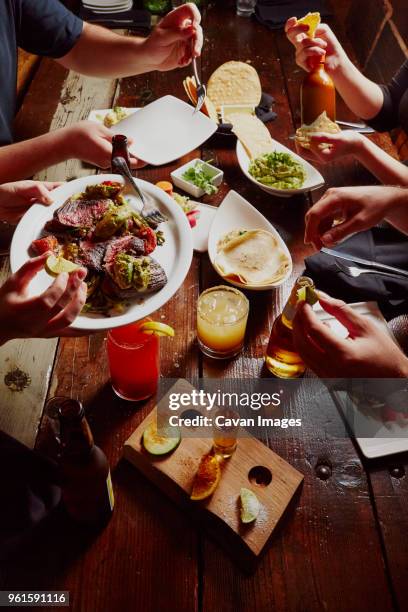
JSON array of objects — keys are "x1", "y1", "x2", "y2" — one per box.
[
  {"x1": 45, "y1": 254, "x2": 80, "y2": 275},
  {"x1": 139, "y1": 321, "x2": 175, "y2": 337},
  {"x1": 296, "y1": 285, "x2": 319, "y2": 306},
  {"x1": 240, "y1": 487, "x2": 260, "y2": 524}
]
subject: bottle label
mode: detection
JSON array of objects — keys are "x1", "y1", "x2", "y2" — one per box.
[{"x1": 107, "y1": 470, "x2": 115, "y2": 512}]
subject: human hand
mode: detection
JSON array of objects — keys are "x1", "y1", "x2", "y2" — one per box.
[
  {"x1": 63, "y1": 121, "x2": 145, "y2": 169},
  {"x1": 285, "y1": 18, "x2": 346, "y2": 74},
  {"x1": 142, "y1": 3, "x2": 203, "y2": 71},
  {"x1": 304, "y1": 185, "x2": 404, "y2": 250},
  {"x1": 296, "y1": 130, "x2": 363, "y2": 165},
  {"x1": 0, "y1": 253, "x2": 88, "y2": 345},
  {"x1": 292, "y1": 293, "x2": 408, "y2": 378},
  {"x1": 0, "y1": 180, "x2": 62, "y2": 223}
]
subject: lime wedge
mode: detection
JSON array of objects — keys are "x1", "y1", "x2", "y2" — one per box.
[
  {"x1": 139, "y1": 321, "x2": 175, "y2": 337},
  {"x1": 296, "y1": 285, "x2": 319, "y2": 306},
  {"x1": 45, "y1": 254, "x2": 80, "y2": 275},
  {"x1": 142, "y1": 421, "x2": 181, "y2": 456},
  {"x1": 297, "y1": 12, "x2": 321, "y2": 38},
  {"x1": 240, "y1": 487, "x2": 260, "y2": 524}
]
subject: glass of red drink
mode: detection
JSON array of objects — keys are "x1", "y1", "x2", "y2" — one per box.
[{"x1": 107, "y1": 319, "x2": 160, "y2": 402}]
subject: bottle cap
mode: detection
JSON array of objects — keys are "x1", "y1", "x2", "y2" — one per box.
[{"x1": 57, "y1": 398, "x2": 85, "y2": 421}]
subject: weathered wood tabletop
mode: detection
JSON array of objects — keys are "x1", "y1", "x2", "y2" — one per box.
[{"x1": 1, "y1": 2, "x2": 408, "y2": 611}]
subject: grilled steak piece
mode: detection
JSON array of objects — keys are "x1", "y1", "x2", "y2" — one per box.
[
  {"x1": 50, "y1": 198, "x2": 112, "y2": 230},
  {"x1": 103, "y1": 235, "x2": 145, "y2": 268},
  {"x1": 77, "y1": 240, "x2": 108, "y2": 273}
]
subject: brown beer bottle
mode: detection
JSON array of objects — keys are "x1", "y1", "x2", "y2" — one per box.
[
  {"x1": 111, "y1": 133, "x2": 131, "y2": 169},
  {"x1": 58, "y1": 399, "x2": 114, "y2": 525},
  {"x1": 301, "y1": 57, "x2": 336, "y2": 125},
  {"x1": 265, "y1": 277, "x2": 316, "y2": 379}
]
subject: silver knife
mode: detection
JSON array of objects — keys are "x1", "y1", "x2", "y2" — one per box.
[{"x1": 321, "y1": 247, "x2": 408, "y2": 278}]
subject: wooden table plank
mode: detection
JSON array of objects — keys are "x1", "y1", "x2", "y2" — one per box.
[{"x1": 198, "y1": 4, "x2": 394, "y2": 611}]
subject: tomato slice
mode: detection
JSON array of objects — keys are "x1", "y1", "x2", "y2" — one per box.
[
  {"x1": 31, "y1": 236, "x2": 58, "y2": 255},
  {"x1": 138, "y1": 227, "x2": 157, "y2": 254}
]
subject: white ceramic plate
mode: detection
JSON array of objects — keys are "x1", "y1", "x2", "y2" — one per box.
[
  {"x1": 10, "y1": 175, "x2": 193, "y2": 332},
  {"x1": 191, "y1": 202, "x2": 217, "y2": 253},
  {"x1": 236, "y1": 140, "x2": 324, "y2": 198},
  {"x1": 110, "y1": 96, "x2": 218, "y2": 166},
  {"x1": 208, "y1": 190, "x2": 292, "y2": 290},
  {"x1": 316, "y1": 301, "x2": 408, "y2": 459}
]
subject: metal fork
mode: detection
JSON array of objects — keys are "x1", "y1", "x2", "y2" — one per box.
[
  {"x1": 191, "y1": 42, "x2": 206, "y2": 114},
  {"x1": 112, "y1": 156, "x2": 167, "y2": 227},
  {"x1": 334, "y1": 260, "x2": 406, "y2": 280}
]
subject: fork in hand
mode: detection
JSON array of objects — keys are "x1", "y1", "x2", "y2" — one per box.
[
  {"x1": 191, "y1": 41, "x2": 206, "y2": 114},
  {"x1": 112, "y1": 156, "x2": 167, "y2": 227}
]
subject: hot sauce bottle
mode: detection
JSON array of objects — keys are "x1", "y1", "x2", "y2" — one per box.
[
  {"x1": 58, "y1": 399, "x2": 114, "y2": 526},
  {"x1": 300, "y1": 56, "x2": 336, "y2": 125},
  {"x1": 265, "y1": 277, "x2": 316, "y2": 379}
]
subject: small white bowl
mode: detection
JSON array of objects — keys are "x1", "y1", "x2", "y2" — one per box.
[
  {"x1": 171, "y1": 158, "x2": 224, "y2": 198},
  {"x1": 208, "y1": 190, "x2": 292, "y2": 291}
]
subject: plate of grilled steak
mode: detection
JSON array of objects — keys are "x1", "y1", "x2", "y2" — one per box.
[{"x1": 10, "y1": 174, "x2": 193, "y2": 331}]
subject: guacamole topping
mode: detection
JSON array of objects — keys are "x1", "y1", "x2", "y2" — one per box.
[{"x1": 248, "y1": 151, "x2": 306, "y2": 189}]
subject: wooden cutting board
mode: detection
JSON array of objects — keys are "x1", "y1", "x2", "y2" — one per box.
[{"x1": 123, "y1": 385, "x2": 303, "y2": 565}]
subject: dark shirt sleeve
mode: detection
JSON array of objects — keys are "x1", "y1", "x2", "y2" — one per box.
[
  {"x1": 367, "y1": 60, "x2": 408, "y2": 132},
  {"x1": 15, "y1": 0, "x2": 83, "y2": 59}
]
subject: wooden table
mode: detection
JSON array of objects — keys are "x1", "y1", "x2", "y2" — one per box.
[{"x1": 1, "y1": 3, "x2": 408, "y2": 610}]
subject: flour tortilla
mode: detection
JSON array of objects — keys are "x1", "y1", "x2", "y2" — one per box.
[
  {"x1": 214, "y1": 229, "x2": 290, "y2": 286},
  {"x1": 296, "y1": 111, "x2": 340, "y2": 149},
  {"x1": 207, "y1": 61, "x2": 262, "y2": 111},
  {"x1": 229, "y1": 113, "x2": 273, "y2": 159}
]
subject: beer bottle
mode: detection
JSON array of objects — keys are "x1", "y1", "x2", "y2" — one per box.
[
  {"x1": 300, "y1": 57, "x2": 336, "y2": 125},
  {"x1": 265, "y1": 277, "x2": 316, "y2": 379},
  {"x1": 111, "y1": 133, "x2": 131, "y2": 169},
  {"x1": 58, "y1": 399, "x2": 114, "y2": 525}
]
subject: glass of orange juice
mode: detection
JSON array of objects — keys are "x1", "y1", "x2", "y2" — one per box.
[
  {"x1": 107, "y1": 318, "x2": 160, "y2": 402},
  {"x1": 197, "y1": 285, "x2": 249, "y2": 359}
]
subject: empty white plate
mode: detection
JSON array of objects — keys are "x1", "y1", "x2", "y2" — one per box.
[
  {"x1": 208, "y1": 190, "x2": 292, "y2": 290},
  {"x1": 236, "y1": 139, "x2": 325, "y2": 198},
  {"x1": 111, "y1": 95, "x2": 218, "y2": 166}
]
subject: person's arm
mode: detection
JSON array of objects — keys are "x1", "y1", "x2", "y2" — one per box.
[
  {"x1": 292, "y1": 293, "x2": 408, "y2": 378},
  {"x1": 304, "y1": 185, "x2": 408, "y2": 250},
  {"x1": 0, "y1": 180, "x2": 61, "y2": 223},
  {"x1": 58, "y1": 4, "x2": 203, "y2": 77},
  {"x1": 0, "y1": 121, "x2": 142, "y2": 183},
  {"x1": 0, "y1": 253, "x2": 87, "y2": 345},
  {"x1": 285, "y1": 19, "x2": 384, "y2": 120},
  {"x1": 299, "y1": 130, "x2": 408, "y2": 185}
]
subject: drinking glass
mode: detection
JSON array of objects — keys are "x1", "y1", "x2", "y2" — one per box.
[
  {"x1": 213, "y1": 409, "x2": 240, "y2": 458},
  {"x1": 197, "y1": 285, "x2": 249, "y2": 359},
  {"x1": 107, "y1": 319, "x2": 160, "y2": 402},
  {"x1": 236, "y1": 0, "x2": 256, "y2": 17}
]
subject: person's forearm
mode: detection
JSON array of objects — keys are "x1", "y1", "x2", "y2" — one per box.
[
  {"x1": 354, "y1": 135, "x2": 408, "y2": 186},
  {"x1": 0, "y1": 130, "x2": 70, "y2": 182},
  {"x1": 330, "y1": 54, "x2": 384, "y2": 120},
  {"x1": 383, "y1": 187, "x2": 408, "y2": 235},
  {"x1": 58, "y1": 24, "x2": 154, "y2": 77}
]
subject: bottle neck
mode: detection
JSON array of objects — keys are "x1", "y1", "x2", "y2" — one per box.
[
  {"x1": 111, "y1": 134, "x2": 131, "y2": 167},
  {"x1": 58, "y1": 399, "x2": 95, "y2": 459},
  {"x1": 281, "y1": 277, "x2": 315, "y2": 328}
]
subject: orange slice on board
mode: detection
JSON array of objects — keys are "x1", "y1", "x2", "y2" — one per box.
[{"x1": 190, "y1": 453, "x2": 223, "y2": 501}]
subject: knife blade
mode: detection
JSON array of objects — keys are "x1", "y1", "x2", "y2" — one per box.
[{"x1": 321, "y1": 247, "x2": 408, "y2": 278}]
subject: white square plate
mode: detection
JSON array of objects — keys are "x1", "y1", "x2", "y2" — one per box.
[{"x1": 110, "y1": 95, "x2": 218, "y2": 166}]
